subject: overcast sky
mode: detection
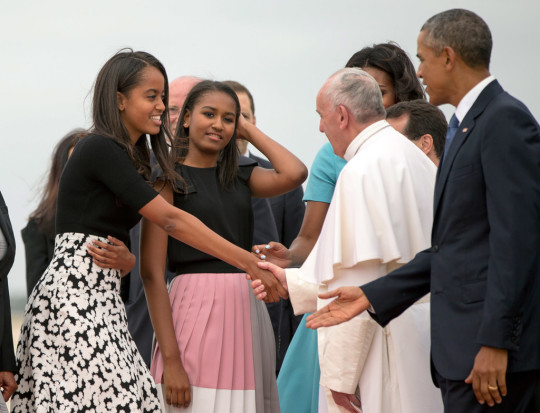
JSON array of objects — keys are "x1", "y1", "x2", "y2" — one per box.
[{"x1": 2, "y1": 0, "x2": 539, "y2": 299}]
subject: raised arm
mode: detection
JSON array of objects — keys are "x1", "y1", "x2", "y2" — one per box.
[
  {"x1": 139, "y1": 183, "x2": 190, "y2": 408},
  {"x1": 237, "y1": 116, "x2": 307, "y2": 198},
  {"x1": 139, "y1": 190, "x2": 288, "y2": 302}
]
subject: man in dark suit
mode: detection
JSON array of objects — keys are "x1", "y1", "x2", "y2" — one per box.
[
  {"x1": 0, "y1": 190, "x2": 18, "y2": 404},
  {"x1": 306, "y1": 9, "x2": 540, "y2": 412},
  {"x1": 223, "y1": 80, "x2": 306, "y2": 372}
]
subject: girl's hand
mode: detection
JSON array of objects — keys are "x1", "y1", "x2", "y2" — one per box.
[
  {"x1": 252, "y1": 242, "x2": 292, "y2": 268},
  {"x1": 87, "y1": 235, "x2": 136, "y2": 277},
  {"x1": 236, "y1": 114, "x2": 254, "y2": 143},
  {"x1": 163, "y1": 362, "x2": 191, "y2": 408}
]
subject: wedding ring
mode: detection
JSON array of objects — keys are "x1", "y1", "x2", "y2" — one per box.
[{"x1": 487, "y1": 385, "x2": 498, "y2": 391}]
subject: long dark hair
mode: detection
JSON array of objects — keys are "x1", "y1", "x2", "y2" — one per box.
[
  {"x1": 173, "y1": 80, "x2": 240, "y2": 189},
  {"x1": 91, "y1": 49, "x2": 176, "y2": 186},
  {"x1": 29, "y1": 128, "x2": 85, "y2": 233},
  {"x1": 346, "y1": 43, "x2": 425, "y2": 103}
]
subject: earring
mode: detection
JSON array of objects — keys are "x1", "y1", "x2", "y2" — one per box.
[{"x1": 183, "y1": 122, "x2": 188, "y2": 127}]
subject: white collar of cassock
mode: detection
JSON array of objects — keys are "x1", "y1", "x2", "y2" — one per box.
[{"x1": 343, "y1": 120, "x2": 390, "y2": 162}]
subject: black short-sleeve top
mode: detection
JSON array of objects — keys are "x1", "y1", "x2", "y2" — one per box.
[
  {"x1": 167, "y1": 159, "x2": 256, "y2": 275},
  {"x1": 55, "y1": 134, "x2": 158, "y2": 244}
]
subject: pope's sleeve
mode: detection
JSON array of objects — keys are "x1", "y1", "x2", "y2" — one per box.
[
  {"x1": 286, "y1": 267, "x2": 319, "y2": 314},
  {"x1": 318, "y1": 262, "x2": 381, "y2": 394}
]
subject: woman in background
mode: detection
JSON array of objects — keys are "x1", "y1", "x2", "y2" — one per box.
[{"x1": 22, "y1": 130, "x2": 83, "y2": 296}]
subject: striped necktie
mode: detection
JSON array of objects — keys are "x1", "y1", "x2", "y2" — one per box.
[{"x1": 443, "y1": 114, "x2": 459, "y2": 160}]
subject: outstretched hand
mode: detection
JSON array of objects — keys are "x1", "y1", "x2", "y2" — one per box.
[
  {"x1": 305, "y1": 287, "x2": 370, "y2": 329},
  {"x1": 245, "y1": 259, "x2": 288, "y2": 302},
  {"x1": 87, "y1": 235, "x2": 136, "y2": 277},
  {"x1": 252, "y1": 242, "x2": 292, "y2": 268}
]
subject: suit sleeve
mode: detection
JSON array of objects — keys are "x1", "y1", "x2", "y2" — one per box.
[
  {"x1": 0, "y1": 273, "x2": 16, "y2": 372},
  {"x1": 476, "y1": 101, "x2": 540, "y2": 349},
  {"x1": 277, "y1": 187, "x2": 305, "y2": 248}
]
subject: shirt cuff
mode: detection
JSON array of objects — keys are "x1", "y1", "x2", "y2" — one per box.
[{"x1": 286, "y1": 268, "x2": 319, "y2": 314}]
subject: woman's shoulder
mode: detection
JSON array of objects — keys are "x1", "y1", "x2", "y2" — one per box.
[
  {"x1": 77, "y1": 134, "x2": 123, "y2": 149},
  {"x1": 72, "y1": 134, "x2": 127, "y2": 161}
]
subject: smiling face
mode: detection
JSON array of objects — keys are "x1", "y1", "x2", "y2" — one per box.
[
  {"x1": 416, "y1": 30, "x2": 451, "y2": 106},
  {"x1": 183, "y1": 91, "x2": 237, "y2": 161},
  {"x1": 316, "y1": 84, "x2": 347, "y2": 157},
  {"x1": 117, "y1": 65, "x2": 166, "y2": 144}
]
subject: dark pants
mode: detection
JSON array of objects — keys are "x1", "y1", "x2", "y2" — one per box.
[{"x1": 435, "y1": 369, "x2": 540, "y2": 413}]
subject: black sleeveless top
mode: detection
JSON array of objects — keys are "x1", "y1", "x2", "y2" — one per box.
[{"x1": 167, "y1": 160, "x2": 256, "y2": 274}]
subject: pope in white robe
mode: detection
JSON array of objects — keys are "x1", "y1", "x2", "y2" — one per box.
[{"x1": 275, "y1": 120, "x2": 443, "y2": 413}]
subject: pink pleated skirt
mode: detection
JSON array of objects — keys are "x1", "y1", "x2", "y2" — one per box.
[{"x1": 151, "y1": 273, "x2": 280, "y2": 413}]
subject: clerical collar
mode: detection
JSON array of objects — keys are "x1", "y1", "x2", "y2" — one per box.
[{"x1": 344, "y1": 120, "x2": 390, "y2": 162}]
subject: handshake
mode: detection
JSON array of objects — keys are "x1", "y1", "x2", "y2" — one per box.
[
  {"x1": 247, "y1": 242, "x2": 290, "y2": 302},
  {"x1": 247, "y1": 242, "x2": 370, "y2": 329}
]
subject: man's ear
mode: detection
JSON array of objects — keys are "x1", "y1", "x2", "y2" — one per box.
[
  {"x1": 442, "y1": 46, "x2": 457, "y2": 71},
  {"x1": 117, "y1": 91, "x2": 126, "y2": 111},
  {"x1": 337, "y1": 105, "x2": 349, "y2": 130},
  {"x1": 252, "y1": 114, "x2": 257, "y2": 127},
  {"x1": 419, "y1": 133, "x2": 434, "y2": 155}
]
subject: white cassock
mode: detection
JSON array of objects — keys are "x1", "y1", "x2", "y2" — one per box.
[{"x1": 286, "y1": 120, "x2": 443, "y2": 413}]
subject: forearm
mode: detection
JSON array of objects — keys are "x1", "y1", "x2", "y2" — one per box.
[
  {"x1": 287, "y1": 200, "x2": 329, "y2": 267},
  {"x1": 287, "y1": 235, "x2": 318, "y2": 267},
  {"x1": 141, "y1": 274, "x2": 182, "y2": 364}
]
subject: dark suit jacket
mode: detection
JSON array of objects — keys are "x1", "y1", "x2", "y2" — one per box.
[
  {"x1": 21, "y1": 218, "x2": 55, "y2": 297},
  {"x1": 247, "y1": 153, "x2": 306, "y2": 371},
  {"x1": 0, "y1": 190, "x2": 17, "y2": 372},
  {"x1": 248, "y1": 153, "x2": 305, "y2": 247},
  {"x1": 362, "y1": 80, "x2": 540, "y2": 381}
]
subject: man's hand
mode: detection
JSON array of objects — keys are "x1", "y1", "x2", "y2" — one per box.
[
  {"x1": 0, "y1": 371, "x2": 17, "y2": 402},
  {"x1": 464, "y1": 346, "x2": 508, "y2": 407},
  {"x1": 331, "y1": 389, "x2": 362, "y2": 412},
  {"x1": 306, "y1": 287, "x2": 370, "y2": 329},
  {"x1": 251, "y1": 242, "x2": 292, "y2": 268}
]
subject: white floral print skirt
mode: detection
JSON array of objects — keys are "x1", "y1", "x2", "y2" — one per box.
[{"x1": 10, "y1": 232, "x2": 162, "y2": 413}]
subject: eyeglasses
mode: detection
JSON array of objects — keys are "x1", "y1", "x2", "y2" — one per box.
[{"x1": 168, "y1": 106, "x2": 181, "y2": 116}]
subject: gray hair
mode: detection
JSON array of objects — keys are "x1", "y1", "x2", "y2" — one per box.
[
  {"x1": 421, "y1": 9, "x2": 492, "y2": 69},
  {"x1": 324, "y1": 68, "x2": 385, "y2": 124}
]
